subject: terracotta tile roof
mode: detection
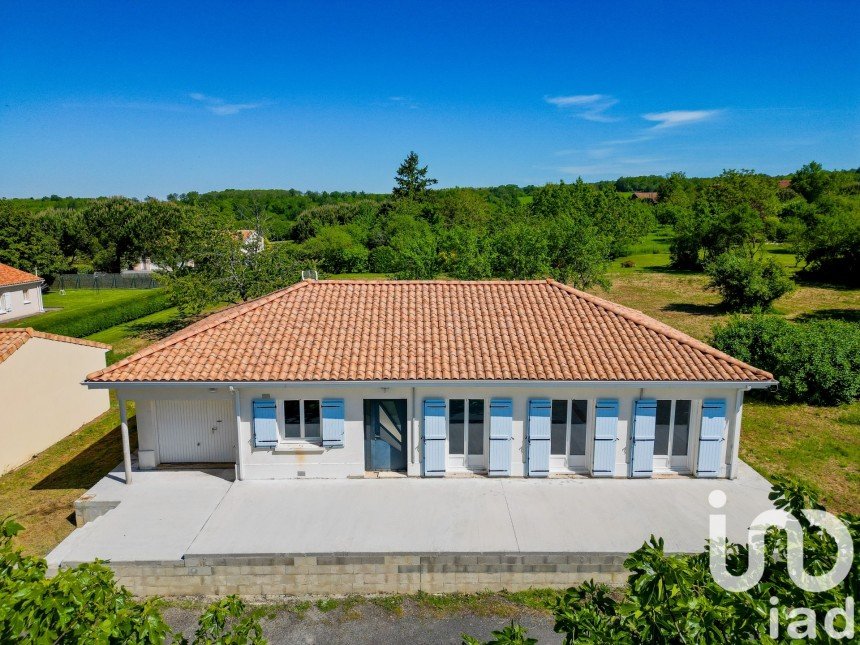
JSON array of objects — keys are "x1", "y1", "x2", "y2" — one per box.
[
  {"x1": 632, "y1": 192, "x2": 659, "y2": 202},
  {"x1": 0, "y1": 263, "x2": 43, "y2": 288},
  {"x1": 87, "y1": 279, "x2": 773, "y2": 384},
  {"x1": 0, "y1": 328, "x2": 110, "y2": 365}
]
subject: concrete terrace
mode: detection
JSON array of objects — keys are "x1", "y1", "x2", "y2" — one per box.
[{"x1": 47, "y1": 462, "x2": 775, "y2": 567}]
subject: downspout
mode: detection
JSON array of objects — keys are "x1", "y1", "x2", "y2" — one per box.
[
  {"x1": 231, "y1": 386, "x2": 245, "y2": 481},
  {"x1": 411, "y1": 386, "x2": 417, "y2": 466}
]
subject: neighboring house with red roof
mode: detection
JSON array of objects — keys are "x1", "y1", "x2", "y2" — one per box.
[
  {"x1": 0, "y1": 262, "x2": 45, "y2": 321},
  {"x1": 631, "y1": 191, "x2": 658, "y2": 203},
  {"x1": 0, "y1": 328, "x2": 110, "y2": 474},
  {"x1": 86, "y1": 279, "x2": 775, "y2": 483}
]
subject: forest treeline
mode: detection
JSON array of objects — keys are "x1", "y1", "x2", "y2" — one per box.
[{"x1": 0, "y1": 154, "x2": 857, "y2": 316}]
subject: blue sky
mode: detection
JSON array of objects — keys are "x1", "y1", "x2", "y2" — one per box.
[{"x1": 1, "y1": 1, "x2": 858, "y2": 197}]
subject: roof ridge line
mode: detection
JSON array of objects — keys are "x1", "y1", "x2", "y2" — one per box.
[
  {"x1": 545, "y1": 278, "x2": 773, "y2": 379},
  {"x1": 85, "y1": 281, "x2": 310, "y2": 381}
]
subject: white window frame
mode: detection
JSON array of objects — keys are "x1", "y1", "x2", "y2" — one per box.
[
  {"x1": 22, "y1": 288, "x2": 31, "y2": 304},
  {"x1": 0, "y1": 292, "x2": 11, "y2": 314},
  {"x1": 549, "y1": 398, "x2": 591, "y2": 472},
  {"x1": 652, "y1": 399, "x2": 694, "y2": 473},
  {"x1": 281, "y1": 398, "x2": 322, "y2": 443},
  {"x1": 446, "y1": 397, "x2": 487, "y2": 471}
]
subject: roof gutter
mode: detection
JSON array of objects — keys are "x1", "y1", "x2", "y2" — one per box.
[{"x1": 83, "y1": 378, "x2": 778, "y2": 390}]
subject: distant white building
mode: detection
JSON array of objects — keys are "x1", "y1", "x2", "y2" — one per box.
[
  {"x1": 0, "y1": 262, "x2": 44, "y2": 321},
  {"x1": 128, "y1": 230, "x2": 264, "y2": 273}
]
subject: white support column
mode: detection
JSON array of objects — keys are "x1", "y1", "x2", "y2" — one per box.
[
  {"x1": 727, "y1": 389, "x2": 745, "y2": 479},
  {"x1": 118, "y1": 394, "x2": 132, "y2": 484},
  {"x1": 232, "y1": 386, "x2": 245, "y2": 481}
]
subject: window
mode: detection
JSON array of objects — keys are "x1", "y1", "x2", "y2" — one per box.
[
  {"x1": 654, "y1": 400, "x2": 672, "y2": 455},
  {"x1": 0, "y1": 292, "x2": 11, "y2": 314},
  {"x1": 449, "y1": 400, "x2": 464, "y2": 454},
  {"x1": 448, "y1": 399, "x2": 485, "y2": 455},
  {"x1": 672, "y1": 400, "x2": 691, "y2": 456},
  {"x1": 569, "y1": 400, "x2": 588, "y2": 456},
  {"x1": 22, "y1": 289, "x2": 31, "y2": 304},
  {"x1": 550, "y1": 401, "x2": 567, "y2": 455},
  {"x1": 550, "y1": 399, "x2": 589, "y2": 457},
  {"x1": 653, "y1": 399, "x2": 692, "y2": 457},
  {"x1": 282, "y1": 399, "x2": 321, "y2": 440}
]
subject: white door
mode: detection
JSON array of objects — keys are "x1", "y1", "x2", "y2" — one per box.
[{"x1": 156, "y1": 400, "x2": 235, "y2": 463}]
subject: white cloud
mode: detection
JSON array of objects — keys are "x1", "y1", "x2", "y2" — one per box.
[
  {"x1": 387, "y1": 96, "x2": 419, "y2": 109},
  {"x1": 545, "y1": 94, "x2": 620, "y2": 122},
  {"x1": 189, "y1": 92, "x2": 267, "y2": 116},
  {"x1": 642, "y1": 109, "x2": 721, "y2": 129}
]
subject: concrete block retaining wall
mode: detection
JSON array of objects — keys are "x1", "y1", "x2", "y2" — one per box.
[{"x1": 65, "y1": 553, "x2": 630, "y2": 597}]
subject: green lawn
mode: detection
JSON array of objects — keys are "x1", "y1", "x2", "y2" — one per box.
[
  {"x1": 0, "y1": 396, "x2": 138, "y2": 555},
  {"x1": 0, "y1": 288, "x2": 172, "y2": 339}
]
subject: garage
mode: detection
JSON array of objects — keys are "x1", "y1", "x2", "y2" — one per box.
[{"x1": 155, "y1": 400, "x2": 236, "y2": 463}]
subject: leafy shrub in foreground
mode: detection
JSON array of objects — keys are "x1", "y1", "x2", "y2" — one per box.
[
  {"x1": 467, "y1": 478, "x2": 859, "y2": 644},
  {"x1": 0, "y1": 518, "x2": 265, "y2": 643},
  {"x1": 712, "y1": 314, "x2": 860, "y2": 405}
]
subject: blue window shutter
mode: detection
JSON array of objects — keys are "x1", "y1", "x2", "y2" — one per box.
[
  {"x1": 321, "y1": 399, "x2": 345, "y2": 447},
  {"x1": 488, "y1": 398, "x2": 513, "y2": 477},
  {"x1": 422, "y1": 399, "x2": 447, "y2": 477},
  {"x1": 252, "y1": 400, "x2": 278, "y2": 448},
  {"x1": 592, "y1": 399, "x2": 619, "y2": 477},
  {"x1": 697, "y1": 399, "x2": 727, "y2": 478},
  {"x1": 527, "y1": 399, "x2": 551, "y2": 477},
  {"x1": 630, "y1": 399, "x2": 657, "y2": 478}
]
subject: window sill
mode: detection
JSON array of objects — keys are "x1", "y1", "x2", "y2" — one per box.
[{"x1": 273, "y1": 441, "x2": 325, "y2": 454}]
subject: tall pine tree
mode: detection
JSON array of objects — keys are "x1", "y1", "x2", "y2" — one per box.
[{"x1": 392, "y1": 151, "x2": 437, "y2": 200}]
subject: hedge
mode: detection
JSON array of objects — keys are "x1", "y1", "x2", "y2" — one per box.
[
  {"x1": 23, "y1": 290, "x2": 171, "y2": 339},
  {"x1": 712, "y1": 314, "x2": 860, "y2": 405}
]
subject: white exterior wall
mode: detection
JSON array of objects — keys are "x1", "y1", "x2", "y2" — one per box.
[
  {"x1": 122, "y1": 383, "x2": 746, "y2": 480},
  {"x1": 0, "y1": 338, "x2": 109, "y2": 474},
  {"x1": 0, "y1": 282, "x2": 44, "y2": 321}
]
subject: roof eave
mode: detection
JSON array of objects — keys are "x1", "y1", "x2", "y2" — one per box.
[{"x1": 84, "y1": 378, "x2": 779, "y2": 390}]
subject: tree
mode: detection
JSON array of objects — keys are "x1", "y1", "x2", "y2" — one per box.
[
  {"x1": 81, "y1": 197, "x2": 148, "y2": 272},
  {"x1": 705, "y1": 251, "x2": 794, "y2": 311},
  {"x1": 490, "y1": 220, "x2": 550, "y2": 279},
  {"x1": 437, "y1": 226, "x2": 493, "y2": 280},
  {"x1": 301, "y1": 226, "x2": 369, "y2": 274},
  {"x1": 0, "y1": 203, "x2": 67, "y2": 278},
  {"x1": 389, "y1": 215, "x2": 438, "y2": 279},
  {"x1": 392, "y1": 151, "x2": 437, "y2": 200},
  {"x1": 791, "y1": 161, "x2": 832, "y2": 203}
]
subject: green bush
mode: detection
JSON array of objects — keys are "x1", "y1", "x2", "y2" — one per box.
[
  {"x1": 468, "y1": 479, "x2": 859, "y2": 644},
  {"x1": 24, "y1": 290, "x2": 171, "y2": 338},
  {"x1": 712, "y1": 314, "x2": 860, "y2": 405},
  {"x1": 0, "y1": 519, "x2": 266, "y2": 643},
  {"x1": 705, "y1": 251, "x2": 794, "y2": 311}
]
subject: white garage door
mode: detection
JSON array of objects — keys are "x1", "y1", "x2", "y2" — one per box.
[{"x1": 156, "y1": 400, "x2": 236, "y2": 463}]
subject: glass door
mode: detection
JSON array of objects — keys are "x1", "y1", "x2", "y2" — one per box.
[
  {"x1": 447, "y1": 399, "x2": 486, "y2": 471},
  {"x1": 364, "y1": 399, "x2": 407, "y2": 471},
  {"x1": 653, "y1": 399, "x2": 692, "y2": 473}
]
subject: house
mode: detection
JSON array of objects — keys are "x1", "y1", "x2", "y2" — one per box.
[
  {"x1": 84, "y1": 279, "x2": 775, "y2": 484},
  {"x1": 777, "y1": 179, "x2": 792, "y2": 189},
  {"x1": 0, "y1": 328, "x2": 110, "y2": 474},
  {"x1": 0, "y1": 262, "x2": 45, "y2": 321},
  {"x1": 631, "y1": 191, "x2": 659, "y2": 203},
  {"x1": 129, "y1": 230, "x2": 263, "y2": 273}
]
